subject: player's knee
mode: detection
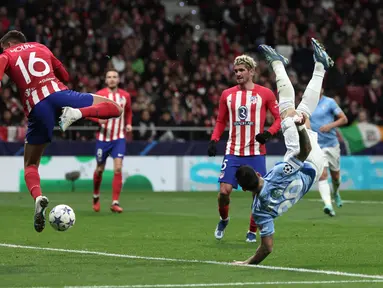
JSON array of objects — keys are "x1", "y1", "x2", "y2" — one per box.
[
  {"x1": 219, "y1": 184, "x2": 232, "y2": 196},
  {"x1": 114, "y1": 166, "x2": 122, "y2": 174},
  {"x1": 95, "y1": 167, "x2": 104, "y2": 176},
  {"x1": 320, "y1": 169, "x2": 328, "y2": 181},
  {"x1": 218, "y1": 192, "x2": 231, "y2": 206}
]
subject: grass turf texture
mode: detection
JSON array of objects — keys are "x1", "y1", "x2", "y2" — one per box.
[{"x1": 0, "y1": 190, "x2": 382, "y2": 288}]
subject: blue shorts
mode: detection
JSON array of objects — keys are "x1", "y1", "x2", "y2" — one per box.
[
  {"x1": 218, "y1": 155, "x2": 266, "y2": 189},
  {"x1": 95, "y1": 139, "x2": 126, "y2": 163},
  {"x1": 26, "y1": 90, "x2": 93, "y2": 145}
]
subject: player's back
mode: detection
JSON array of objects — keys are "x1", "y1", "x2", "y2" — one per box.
[
  {"x1": 96, "y1": 88, "x2": 130, "y2": 142},
  {"x1": 3, "y1": 42, "x2": 68, "y2": 115},
  {"x1": 310, "y1": 96, "x2": 340, "y2": 148},
  {"x1": 252, "y1": 162, "x2": 316, "y2": 224}
]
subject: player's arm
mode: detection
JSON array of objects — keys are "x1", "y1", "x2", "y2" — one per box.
[
  {"x1": 256, "y1": 91, "x2": 281, "y2": 144},
  {"x1": 125, "y1": 94, "x2": 132, "y2": 132},
  {"x1": 0, "y1": 54, "x2": 9, "y2": 84},
  {"x1": 234, "y1": 221, "x2": 274, "y2": 265},
  {"x1": 319, "y1": 103, "x2": 348, "y2": 132},
  {"x1": 50, "y1": 53, "x2": 69, "y2": 82},
  {"x1": 208, "y1": 92, "x2": 229, "y2": 156}
]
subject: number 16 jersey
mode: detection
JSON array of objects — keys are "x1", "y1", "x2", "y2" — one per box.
[{"x1": 0, "y1": 42, "x2": 68, "y2": 115}]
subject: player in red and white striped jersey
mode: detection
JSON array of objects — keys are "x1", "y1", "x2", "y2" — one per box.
[
  {"x1": 0, "y1": 30, "x2": 123, "y2": 233},
  {"x1": 90, "y1": 69, "x2": 132, "y2": 213},
  {"x1": 208, "y1": 54, "x2": 281, "y2": 242}
]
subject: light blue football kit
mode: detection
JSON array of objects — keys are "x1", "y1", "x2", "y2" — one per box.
[
  {"x1": 252, "y1": 157, "x2": 317, "y2": 237},
  {"x1": 310, "y1": 96, "x2": 343, "y2": 148}
]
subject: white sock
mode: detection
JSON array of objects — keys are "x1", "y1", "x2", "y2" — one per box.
[
  {"x1": 296, "y1": 62, "x2": 325, "y2": 117},
  {"x1": 271, "y1": 60, "x2": 295, "y2": 113},
  {"x1": 318, "y1": 180, "x2": 332, "y2": 207},
  {"x1": 112, "y1": 200, "x2": 119, "y2": 205}
]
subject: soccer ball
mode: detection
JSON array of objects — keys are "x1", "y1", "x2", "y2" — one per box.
[{"x1": 49, "y1": 204, "x2": 76, "y2": 231}]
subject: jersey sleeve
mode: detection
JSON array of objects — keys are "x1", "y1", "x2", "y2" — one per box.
[
  {"x1": 331, "y1": 99, "x2": 343, "y2": 116},
  {"x1": 259, "y1": 220, "x2": 275, "y2": 237},
  {"x1": 51, "y1": 54, "x2": 69, "y2": 82},
  {"x1": 211, "y1": 91, "x2": 229, "y2": 141},
  {"x1": 124, "y1": 93, "x2": 132, "y2": 125},
  {"x1": 0, "y1": 54, "x2": 9, "y2": 81},
  {"x1": 265, "y1": 90, "x2": 281, "y2": 135}
]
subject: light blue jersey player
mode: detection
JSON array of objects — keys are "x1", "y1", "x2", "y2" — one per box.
[
  {"x1": 233, "y1": 39, "x2": 333, "y2": 265},
  {"x1": 311, "y1": 93, "x2": 348, "y2": 216}
]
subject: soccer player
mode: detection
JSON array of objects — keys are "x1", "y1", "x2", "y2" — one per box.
[
  {"x1": 233, "y1": 39, "x2": 333, "y2": 265},
  {"x1": 310, "y1": 90, "x2": 348, "y2": 216},
  {"x1": 0, "y1": 30, "x2": 123, "y2": 232},
  {"x1": 90, "y1": 69, "x2": 132, "y2": 213},
  {"x1": 208, "y1": 54, "x2": 281, "y2": 243}
]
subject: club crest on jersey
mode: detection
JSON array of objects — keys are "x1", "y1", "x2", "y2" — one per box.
[
  {"x1": 250, "y1": 95, "x2": 258, "y2": 104},
  {"x1": 219, "y1": 171, "x2": 225, "y2": 179}
]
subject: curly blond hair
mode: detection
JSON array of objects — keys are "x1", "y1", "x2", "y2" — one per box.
[{"x1": 233, "y1": 54, "x2": 257, "y2": 70}]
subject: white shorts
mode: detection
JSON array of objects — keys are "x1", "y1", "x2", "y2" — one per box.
[
  {"x1": 304, "y1": 129, "x2": 325, "y2": 183},
  {"x1": 321, "y1": 145, "x2": 340, "y2": 171}
]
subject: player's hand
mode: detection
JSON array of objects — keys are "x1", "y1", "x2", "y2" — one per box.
[
  {"x1": 99, "y1": 119, "x2": 107, "y2": 124},
  {"x1": 207, "y1": 140, "x2": 217, "y2": 157},
  {"x1": 233, "y1": 260, "x2": 248, "y2": 265},
  {"x1": 293, "y1": 114, "x2": 306, "y2": 126},
  {"x1": 126, "y1": 124, "x2": 132, "y2": 132},
  {"x1": 319, "y1": 124, "x2": 332, "y2": 132},
  {"x1": 255, "y1": 131, "x2": 272, "y2": 144}
]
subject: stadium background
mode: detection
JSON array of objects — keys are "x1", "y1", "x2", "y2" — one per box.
[{"x1": 0, "y1": 0, "x2": 382, "y2": 192}]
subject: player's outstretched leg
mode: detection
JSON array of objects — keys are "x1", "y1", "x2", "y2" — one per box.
[
  {"x1": 214, "y1": 183, "x2": 232, "y2": 240},
  {"x1": 258, "y1": 45, "x2": 294, "y2": 117},
  {"x1": 59, "y1": 94, "x2": 123, "y2": 132},
  {"x1": 296, "y1": 38, "x2": 334, "y2": 118}
]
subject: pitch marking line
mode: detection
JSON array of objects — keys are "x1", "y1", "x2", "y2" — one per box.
[
  {"x1": 1, "y1": 243, "x2": 383, "y2": 280},
  {"x1": 307, "y1": 199, "x2": 383, "y2": 205},
  {"x1": 28, "y1": 280, "x2": 383, "y2": 288}
]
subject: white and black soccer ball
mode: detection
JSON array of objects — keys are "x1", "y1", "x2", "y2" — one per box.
[{"x1": 49, "y1": 204, "x2": 76, "y2": 231}]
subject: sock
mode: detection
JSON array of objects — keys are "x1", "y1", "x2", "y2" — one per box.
[
  {"x1": 79, "y1": 102, "x2": 120, "y2": 119},
  {"x1": 249, "y1": 214, "x2": 257, "y2": 233},
  {"x1": 271, "y1": 60, "x2": 295, "y2": 114},
  {"x1": 93, "y1": 171, "x2": 102, "y2": 197},
  {"x1": 219, "y1": 205, "x2": 229, "y2": 221},
  {"x1": 297, "y1": 62, "x2": 325, "y2": 117},
  {"x1": 318, "y1": 180, "x2": 332, "y2": 207},
  {"x1": 24, "y1": 165, "x2": 42, "y2": 200},
  {"x1": 332, "y1": 178, "x2": 340, "y2": 195},
  {"x1": 112, "y1": 172, "x2": 122, "y2": 202}
]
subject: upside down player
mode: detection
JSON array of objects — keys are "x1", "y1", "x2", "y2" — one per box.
[
  {"x1": 0, "y1": 30, "x2": 123, "y2": 232},
  {"x1": 90, "y1": 69, "x2": 132, "y2": 213},
  {"x1": 233, "y1": 39, "x2": 334, "y2": 265},
  {"x1": 208, "y1": 55, "x2": 281, "y2": 243}
]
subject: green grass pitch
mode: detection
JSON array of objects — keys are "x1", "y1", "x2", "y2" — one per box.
[{"x1": 0, "y1": 190, "x2": 383, "y2": 288}]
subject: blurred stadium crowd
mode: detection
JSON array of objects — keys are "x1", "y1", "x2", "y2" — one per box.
[{"x1": 0, "y1": 0, "x2": 382, "y2": 141}]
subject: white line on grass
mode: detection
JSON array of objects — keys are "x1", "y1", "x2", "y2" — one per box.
[
  {"x1": 307, "y1": 199, "x2": 383, "y2": 205},
  {"x1": 1, "y1": 243, "x2": 383, "y2": 280},
  {"x1": 27, "y1": 280, "x2": 383, "y2": 288}
]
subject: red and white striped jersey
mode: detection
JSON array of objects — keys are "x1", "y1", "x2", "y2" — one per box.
[
  {"x1": 0, "y1": 42, "x2": 69, "y2": 116},
  {"x1": 211, "y1": 85, "x2": 281, "y2": 156},
  {"x1": 96, "y1": 88, "x2": 132, "y2": 142}
]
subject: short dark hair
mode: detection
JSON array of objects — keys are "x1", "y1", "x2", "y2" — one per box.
[
  {"x1": 235, "y1": 165, "x2": 259, "y2": 191},
  {"x1": 0, "y1": 30, "x2": 27, "y2": 45}
]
